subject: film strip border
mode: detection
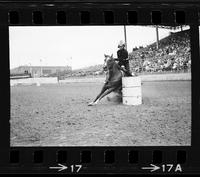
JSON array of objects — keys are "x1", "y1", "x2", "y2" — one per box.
[
  {"x1": 4, "y1": 148, "x2": 188, "y2": 173},
  {"x1": 0, "y1": 1, "x2": 200, "y2": 174},
  {"x1": 0, "y1": 3, "x2": 199, "y2": 25},
  {"x1": 4, "y1": 9, "x2": 198, "y2": 26},
  {"x1": 4, "y1": 9, "x2": 191, "y2": 25}
]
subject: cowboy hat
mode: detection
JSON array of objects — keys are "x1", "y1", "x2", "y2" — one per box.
[{"x1": 118, "y1": 40, "x2": 125, "y2": 48}]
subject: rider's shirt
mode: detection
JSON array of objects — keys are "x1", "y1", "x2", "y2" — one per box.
[
  {"x1": 117, "y1": 48, "x2": 128, "y2": 66},
  {"x1": 117, "y1": 48, "x2": 132, "y2": 76}
]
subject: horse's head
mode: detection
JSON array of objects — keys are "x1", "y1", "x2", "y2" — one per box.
[{"x1": 103, "y1": 54, "x2": 114, "y2": 71}]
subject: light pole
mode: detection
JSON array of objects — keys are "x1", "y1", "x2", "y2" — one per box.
[
  {"x1": 70, "y1": 57, "x2": 72, "y2": 71},
  {"x1": 156, "y1": 26, "x2": 159, "y2": 49},
  {"x1": 124, "y1": 25, "x2": 127, "y2": 49},
  {"x1": 40, "y1": 59, "x2": 42, "y2": 77},
  {"x1": 29, "y1": 63, "x2": 32, "y2": 77}
]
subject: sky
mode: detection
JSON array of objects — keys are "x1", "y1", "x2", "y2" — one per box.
[{"x1": 9, "y1": 26, "x2": 188, "y2": 70}]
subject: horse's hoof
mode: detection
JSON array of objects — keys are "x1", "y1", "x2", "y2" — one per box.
[
  {"x1": 88, "y1": 102, "x2": 93, "y2": 106},
  {"x1": 88, "y1": 102, "x2": 96, "y2": 106}
]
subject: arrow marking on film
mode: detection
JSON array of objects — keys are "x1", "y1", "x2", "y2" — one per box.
[
  {"x1": 49, "y1": 164, "x2": 68, "y2": 172},
  {"x1": 141, "y1": 164, "x2": 160, "y2": 172}
]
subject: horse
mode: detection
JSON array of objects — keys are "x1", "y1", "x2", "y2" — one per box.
[{"x1": 88, "y1": 54, "x2": 127, "y2": 106}]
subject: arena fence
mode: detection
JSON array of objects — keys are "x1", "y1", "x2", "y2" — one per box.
[
  {"x1": 10, "y1": 73, "x2": 191, "y2": 86},
  {"x1": 59, "y1": 73, "x2": 191, "y2": 84},
  {"x1": 10, "y1": 77, "x2": 58, "y2": 86}
]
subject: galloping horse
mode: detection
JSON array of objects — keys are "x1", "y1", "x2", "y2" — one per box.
[{"x1": 88, "y1": 54, "x2": 127, "y2": 106}]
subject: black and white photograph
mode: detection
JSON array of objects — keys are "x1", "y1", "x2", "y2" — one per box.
[{"x1": 10, "y1": 25, "x2": 191, "y2": 146}]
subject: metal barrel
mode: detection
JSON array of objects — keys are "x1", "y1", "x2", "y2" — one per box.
[{"x1": 122, "y1": 76, "x2": 142, "y2": 105}]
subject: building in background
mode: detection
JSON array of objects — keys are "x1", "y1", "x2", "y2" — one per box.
[{"x1": 10, "y1": 65, "x2": 72, "y2": 77}]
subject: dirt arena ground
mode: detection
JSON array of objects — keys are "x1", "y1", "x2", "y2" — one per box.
[{"x1": 10, "y1": 80, "x2": 191, "y2": 146}]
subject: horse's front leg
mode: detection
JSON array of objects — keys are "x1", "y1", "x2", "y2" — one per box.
[{"x1": 88, "y1": 84, "x2": 107, "y2": 106}]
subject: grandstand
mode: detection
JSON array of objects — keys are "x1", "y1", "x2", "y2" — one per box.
[{"x1": 129, "y1": 29, "x2": 191, "y2": 73}]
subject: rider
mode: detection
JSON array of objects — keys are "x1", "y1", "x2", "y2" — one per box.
[{"x1": 116, "y1": 40, "x2": 132, "y2": 76}]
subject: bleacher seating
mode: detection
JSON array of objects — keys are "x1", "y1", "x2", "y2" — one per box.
[{"x1": 129, "y1": 29, "x2": 191, "y2": 73}]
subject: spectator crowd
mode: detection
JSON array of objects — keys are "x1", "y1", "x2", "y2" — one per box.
[{"x1": 129, "y1": 29, "x2": 191, "y2": 73}]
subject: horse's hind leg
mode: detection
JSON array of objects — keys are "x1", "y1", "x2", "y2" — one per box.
[{"x1": 97, "y1": 87, "x2": 117, "y2": 102}]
